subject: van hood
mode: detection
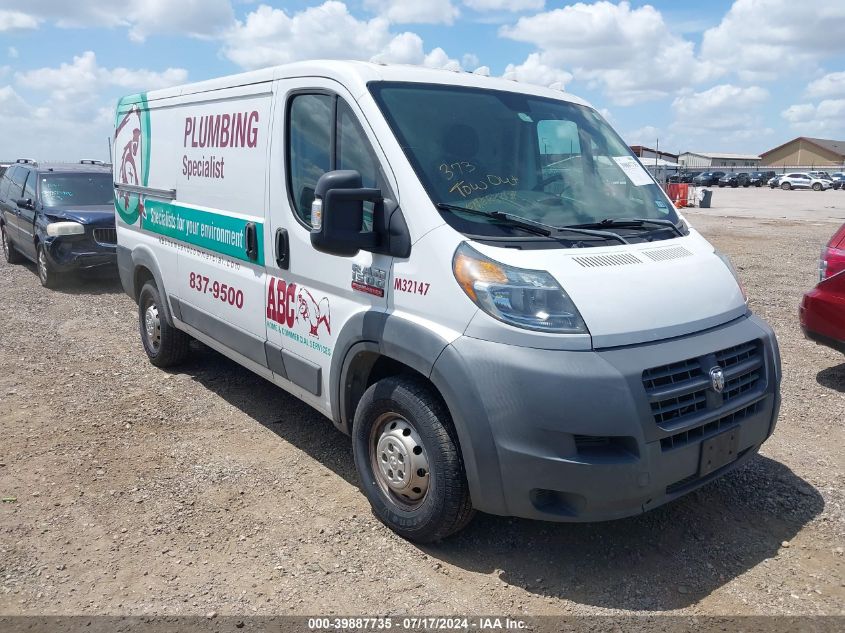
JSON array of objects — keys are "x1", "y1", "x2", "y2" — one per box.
[
  {"x1": 471, "y1": 230, "x2": 747, "y2": 348},
  {"x1": 45, "y1": 205, "x2": 115, "y2": 226}
]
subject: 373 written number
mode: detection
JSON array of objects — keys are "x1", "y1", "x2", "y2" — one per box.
[{"x1": 189, "y1": 272, "x2": 244, "y2": 309}]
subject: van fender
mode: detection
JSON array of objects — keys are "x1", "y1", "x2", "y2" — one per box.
[
  {"x1": 330, "y1": 311, "x2": 451, "y2": 431},
  {"x1": 127, "y1": 245, "x2": 177, "y2": 326}
]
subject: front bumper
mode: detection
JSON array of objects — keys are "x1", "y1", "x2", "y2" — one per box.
[
  {"x1": 44, "y1": 232, "x2": 116, "y2": 272},
  {"x1": 431, "y1": 314, "x2": 781, "y2": 522}
]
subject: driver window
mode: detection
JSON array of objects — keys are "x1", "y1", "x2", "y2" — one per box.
[
  {"x1": 23, "y1": 171, "x2": 37, "y2": 203},
  {"x1": 337, "y1": 100, "x2": 383, "y2": 229}
]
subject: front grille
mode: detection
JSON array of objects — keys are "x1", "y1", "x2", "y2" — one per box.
[
  {"x1": 660, "y1": 401, "x2": 763, "y2": 451},
  {"x1": 93, "y1": 228, "x2": 116, "y2": 245},
  {"x1": 643, "y1": 340, "x2": 765, "y2": 430}
]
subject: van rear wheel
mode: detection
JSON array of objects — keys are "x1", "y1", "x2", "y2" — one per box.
[
  {"x1": 352, "y1": 375, "x2": 474, "y2": 543},
  {"x1": 138, "y1": 281, "x2": 190, "y2": 367}
]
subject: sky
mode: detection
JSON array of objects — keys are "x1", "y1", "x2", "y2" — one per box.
[{"x1": 0, "y1": 0, "x2": 843, "y2": 162}]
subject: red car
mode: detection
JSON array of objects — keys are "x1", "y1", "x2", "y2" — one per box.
[{"x1": 800, "y1": 223, "x2": 845, "y2": 353}]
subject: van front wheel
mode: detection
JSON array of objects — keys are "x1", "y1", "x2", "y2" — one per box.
[
  {"x1": 352, "y1": 376, "x2": 474, "y2": 542},
  {"x1": 138, "y1": 281, "x2": 190, "y2": 367}
]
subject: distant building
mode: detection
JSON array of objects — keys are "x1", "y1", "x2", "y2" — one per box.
[
  {"x1": 630, "y1": 145, "x2": 679, "y2": 165},
  {"x1": 678, "y1": 152, "x2": 761, "y2": 168},
  {"x1": 760, "y1": 137, "x2": 845, "y2": 167}
]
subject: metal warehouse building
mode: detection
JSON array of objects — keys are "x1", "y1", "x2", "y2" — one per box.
[
  {"x1": 760, "y1": 137, "x2": 845, "y2": 167},
  {"x1": 677, "y1": 152, "x2": 761, "y2": 168}
]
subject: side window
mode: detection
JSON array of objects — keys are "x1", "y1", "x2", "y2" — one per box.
[
  {"x1": 8, "y1": 167, "x2": 26, "y2": 200},
  {"x1": 337, "y1": 100, "x2": 383, "y2": 229},
  {"x1": 23, "y1": 170, "x2": 37, "y2": 202},
  {"x1": 288, "y1": 94, "x2": 333, "y2": 224}
]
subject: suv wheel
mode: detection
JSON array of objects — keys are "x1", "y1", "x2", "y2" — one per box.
[
  {"x1": 812, "y1": 182, "x2": 822, "y2": 191},
  {"x1": 36, "y1": 244, "x2": 60, "y2": 288},
  {"x1": 352, "y1": 376, "x2": 474, "y2": 543},
  {"x1": 1, "y1": 225, "x2": 23, "y2": 264},
  {"x1": 781, "y1": 182, "x2": 792, "y2": 190},
  {"x1": 138, "y1": 281, "x2": 190, "y2": 367}
]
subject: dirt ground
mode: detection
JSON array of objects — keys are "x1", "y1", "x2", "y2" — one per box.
[{"x1": 0, "y1": 214, "x2": 843, "y2": 617}]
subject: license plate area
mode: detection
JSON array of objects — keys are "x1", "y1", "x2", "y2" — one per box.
[{"x1": 699, "y1": 426, "x2": 740, "y2": 476}]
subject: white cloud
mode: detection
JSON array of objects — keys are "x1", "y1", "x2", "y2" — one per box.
[
  {"x1": 2, "y1": 0, "x2": 234, "y2": 41},
  {"x1": 462, "y1": 53, "x2": 480, "y2": 70},
  {"x1": 0, "y1": 10, "x2": 39, "y2": 31},
  {"x1": 15, "y1": 51, "x2": 187, "y2": 106},
  {"x1": 0, "y1": 85, "x2": 28, "y2": 117},
  {"x1": 701, "y1": 0, "x2": 845, "y2": 82},
  {"x1": 500, "y1": 1, "x2": 717, "y2": 104},
  {"x1": 223, "y1": 2, "x2": 464, "y2": 72},
  {"x1": 463, "y1": 0, "x2": 544, "y2": 10},
  {"x1": 364, "y1": 0, "x2": 459, "y2": 25},
  {"x1": 624, "y1": 125, "x2": 660, "y2": 146},
  {"x1": 8, "y1": 47, "x2": 18, "y2": 59},
  {"x1": 782, "y1": 99, "x2": 845, "y2": 136},
  {"x1": 672, "y1": 84, "x2": 769, "y2": 132},
  {"x1": 806, "y1": 72, "x2": 845, "y2": 99},
  {"x1": 503, "y1": 53, "x2": 572, "y2": 88}
]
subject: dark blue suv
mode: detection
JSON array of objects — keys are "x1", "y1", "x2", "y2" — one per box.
[{"x1": 0, "y1": 159, "x2": 116, "y2": 287}]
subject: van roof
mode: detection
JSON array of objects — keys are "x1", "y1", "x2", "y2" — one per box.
[{"x1": 138, "y1": 60, "x2": 593, "y2": 110}]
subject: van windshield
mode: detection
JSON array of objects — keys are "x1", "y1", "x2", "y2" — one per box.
[{"x1": 369, "y1": 82, "x2": 679, "y2": 239}]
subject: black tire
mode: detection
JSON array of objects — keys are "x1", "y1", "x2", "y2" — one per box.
[
  {"x1": 36, "y1": 243, "x2": 60, "y2": 288},
  {"x1": 812, "y1": 183, "x2": 822, "y2": 191},
  {"x1": 138, "y1": 281, "x2": 190, "y2": 367},
  {"x1": 1, "y1": 224, "x2": 23, "y2": 264},
  {"x1": 352, "y1": 375, "x2": 474, "y2": 543},
  {"x1": 781, "y1": 182, "x2": 791, "y2": 190}
]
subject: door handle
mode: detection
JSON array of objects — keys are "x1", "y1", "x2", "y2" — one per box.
[
  {"x1": 244, "y1": 222, "x2": 258, "y2": 261},
  {"x1": 275, "y1": 228, "x2": 289, "y2": 270}
]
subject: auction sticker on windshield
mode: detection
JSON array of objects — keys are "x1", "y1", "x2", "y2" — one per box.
[{"x1": 613, "y1": 156, "x2": 653, "y2": 186}]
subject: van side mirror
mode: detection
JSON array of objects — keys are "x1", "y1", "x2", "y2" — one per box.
[{"x1": 310, "y1": 170, "x2": 380, "y2": 257}]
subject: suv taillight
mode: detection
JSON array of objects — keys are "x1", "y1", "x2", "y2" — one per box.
[{"x1": 820, "y1": 224, "x2": 845, "y2": 281}]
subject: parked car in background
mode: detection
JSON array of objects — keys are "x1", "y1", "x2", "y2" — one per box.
[
  {"x1": 769, "y1": 174, "x2": 782, "y2": 188},
  {"x1": 800, "y1": 223, "x2": 845, "y2": 354},
  {"x1": 0, "y1": 163, "x2": 9, "y2": 178},
  {"x1": 778, "y1": 172, "x2": 831, "y2": 191},
  {"x1": 748, "y1": 171, "x2": 776, "y2": 186},
  {"x1": 717, "y1": 172, "x2": 751, "y2": 187},
  {"x1": 668, "y1": 171, "x2": 698, "y2": 184},
  {"x1": 826, "y1": 172, "x2": 843, "y2": 190},
  {"x1": 0, "y1": 159, "x2": 116, "y2": 287},
  {"x1": 692, "y1": 171, "x2": 726, "y2": 186}
]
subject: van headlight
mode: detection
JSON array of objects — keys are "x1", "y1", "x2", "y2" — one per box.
[
  {"x1": 46, "y1": 221, "x2": 85, "y2": 237},
  {"x1": 452, "y1": 242, "x2": 587, "y2": 333}
]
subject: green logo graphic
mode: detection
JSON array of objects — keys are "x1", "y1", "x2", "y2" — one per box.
[{"x1": 114, "y1": 93, "x2": 151, "y2": 225}]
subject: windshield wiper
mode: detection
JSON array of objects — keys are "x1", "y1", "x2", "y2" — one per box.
[
  {"x1": 567, "y1": 217, "x2": 684, "y2": 237},
  {"x1": 436, "y1": 202, "x2": 629, "y2": 244}
]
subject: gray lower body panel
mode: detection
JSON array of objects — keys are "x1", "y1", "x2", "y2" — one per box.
[{"x1": 430, "y1": 314, "x2": 781, "y2": 522}]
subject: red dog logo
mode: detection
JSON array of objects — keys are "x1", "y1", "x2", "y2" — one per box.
[{"x1": 296, "y1": 288, "x2": 331, "y2": 338}]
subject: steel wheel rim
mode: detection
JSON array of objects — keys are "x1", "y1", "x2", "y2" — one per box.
[
  {"x1": 37, "y1": 248, "x2": 48, "y2": 283},
  {"x1": 370, "y1": 413, "x2": 431, "y2": 509},
  {"x1": 143, "y1": 302, "x2": 162, "y2": 351}
]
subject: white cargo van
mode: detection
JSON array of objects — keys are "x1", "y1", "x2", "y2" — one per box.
[{"x1": 115, "y1": 61, "x2": 781, "y2": 542}]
